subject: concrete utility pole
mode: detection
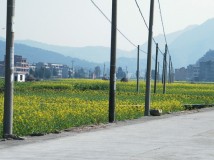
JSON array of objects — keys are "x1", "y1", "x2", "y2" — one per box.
[
  {"x1": 3, "y1": 0, "x2": 16, "y2": 138},
  {"x1": 126, "y1": 66, "x2": 128, "y2": 78},
  {"x1": 71, "y1": 60, "x2": 75, "y2": 78},
  {"x1": 154, "y1": 43, "x2": 158, "y2": 93},
  {"x1": 163, "y1": 44, "x2": 168, "y2": 94},
  {"x1": 103, "y1": 63, "x2": 106, "y2": 78},
  {"x1": 171, "y1": 61, "x2": 173, "y2": 83},
  {"x1": 136, "y1": 45, "x2": 140, "y2": 93},
  {"x1": 162, "y1": 58, "x2": 164, "y2": 84},
  {"x1": 157, "y1": 61, "x2": 160, "y2": 82},
  {"x1": 109, "y1": 0, "x2": 117, "y2": 123},
  {"x1": 144, "y1": 0, "x2": 155, "y2": 116},
  {"x1": 168, "y1": 56, "x2": 171, "y2": 83}
]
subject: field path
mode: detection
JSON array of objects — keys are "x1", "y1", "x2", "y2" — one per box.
[{"x1": 1, "y1": 108, "x2": 214, "y2": 160}]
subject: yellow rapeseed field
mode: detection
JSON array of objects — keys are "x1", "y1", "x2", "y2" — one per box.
[{"x1": 0, "y1": 79, "x2": 214, "y2": 138}]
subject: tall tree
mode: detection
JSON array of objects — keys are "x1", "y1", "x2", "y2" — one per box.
[
  {"x1": 116, "y1": 67, "x2": 126, "y2": 79},
  {"x1": 94, "y1": 66, "x2": 101, "y2": 78}
]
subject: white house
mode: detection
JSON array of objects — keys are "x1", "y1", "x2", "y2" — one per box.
[{"x1": 14, "y1": 73, "x2": 25, "y2": 82}]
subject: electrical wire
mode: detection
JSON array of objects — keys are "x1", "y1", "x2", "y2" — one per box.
[
  {"x1": 157, "y1": 0, "x2": 172, "y2": 58},
  {"x1": 134, "y1": 0, "x2": 149, "y2": 30},
  {"x1": 134, "y1": 0, "x2": 164, "y2": 56},
  {"x1": 157, "y1": 0, "x2": 167, "y2": 45},
  {"x1": 90, "y1": 0, "x2": 147, "y2": 54}
]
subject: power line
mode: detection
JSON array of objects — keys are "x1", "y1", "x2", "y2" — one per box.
[
  {"x1": 134, "y1": 0, "x2": 149, "y2": 30},
  {"x1": 157, "y1": 0, "x2": 172, "y2": 58},
  {"x1": 90, "y1": 0, "x2": 147, "y2": 54},
  {"x1": 157, "y1": 0, "x2": 167, "y2": 45},
  {"x1": 139, "y1": 48, "x2": 147, "y2": 54},
  {"x1": 134, "y1": 0, "x2": 164, "y2": 56},
  {"x1": 158, "y1": 0, "x2": 174, "y2": 74},
  {"x1": 90, "y1": 0, "x2": 111, "y2": 23}
]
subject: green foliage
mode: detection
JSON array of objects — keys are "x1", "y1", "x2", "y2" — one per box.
[
  {"x1": 73, "y1": 83, "x2": 109, "y2": 91},
  {"x1": 0, "y1": 79, "x2": 214, "y2": 138},
  {"x1": 31, "y1": 84, "x2": 71, "y2": 91},
  {"x1": 0, "y1": 78, "x2": 4, "y2": 93}
]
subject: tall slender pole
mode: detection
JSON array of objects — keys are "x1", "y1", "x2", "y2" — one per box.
[
  {"x1": 168, "y1": 56, "x2": 171, "y2": 83},
  {"x1": 163, "y1": 44, "x2": 167, "y2": 94},
  {"x1": 109, "y1": 0, "x2": 117, "y2": 123},
  {"x1": 3, "y1": 0, "x2": 15, "y2": 138},
  {"x1": 171, "y1": 61, "x2": 174, "y2": 83},
  {"x1": 144, "y1": 0, "x2": 155, "y2": 116},
  {"x1": 126, "y1": 66, "x2": 128, "y2": 78},
  {"x1": 154, "y1": 43, "x2": 158, "y2": 93},
  {"x1": 157, "y1": 61, "x2": 160, "y2": 82},
  {"x1": 103, "y1": 63, "x2": 106, "y2": 78},
  {"x1": 162, "y1": 57, "x2": 165, "y2": 84},
  {"x1": 137, "y1": 45, "x2": 140, "y2": 93},
  {"x1": 71, "y1": 60, "x2": 74, "y2": 78}
]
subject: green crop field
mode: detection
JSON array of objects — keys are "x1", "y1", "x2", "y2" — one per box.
[{"x1": 0, "y1": 79, "x2": 214, "y2": 138}]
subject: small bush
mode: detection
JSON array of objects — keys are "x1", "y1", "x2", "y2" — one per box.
[
  {"x1": 73, "y1": 83, "x2": 109, "y2": 91},
  {"x1": 32, "y1": 84, "x2": 71, "y2": 90}
]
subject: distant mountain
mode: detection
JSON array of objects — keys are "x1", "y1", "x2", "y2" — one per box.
[
  {"x1": 13, "y1": 25, "x2": 193, "y2": 73},
  {"x1": 0, "y1": 40, "x2": 99, "y2": 70},
  {"x1": 131, "y1": 18, "x2": 214, "y2": 69},
  {"x1": 1, "y1": 17, "x2": 214, "y2": 72},
  {"x1": 137, "y1": 25, "x2": 197, "y2": 54},
  {"x1": 196, "y1": 50, "x2": 214, "y2": 64},
  {"x1": 16, "y1": 40, "x2": 135, "y2": 63},
  {"x1": 169, "y1": 18, "x2": 214, "y2": 68},
  {"x1": 14, "y1": 23, "x2": 201, "y2": 70},
  {"x1": 0, "y1": 40, "x2": 145, "y2": 75},
  {"x1": 16, "y1": 26, "x2": 193, "y2": 64}
]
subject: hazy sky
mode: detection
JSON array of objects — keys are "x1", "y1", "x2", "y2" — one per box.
[{"x1": 0, "y1": 0, "x2": 214, "y2": 51}]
